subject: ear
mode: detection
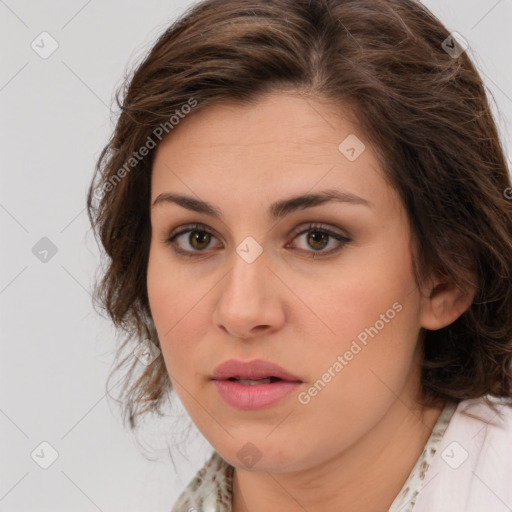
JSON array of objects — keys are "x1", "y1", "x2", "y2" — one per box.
[{"x1": 419, "y1": 271, "x2": 477, "y2": 331}]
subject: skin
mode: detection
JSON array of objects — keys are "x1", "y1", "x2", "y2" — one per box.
[{"x1": 147, "y1": 91, "x2": 475, "y2": 511}]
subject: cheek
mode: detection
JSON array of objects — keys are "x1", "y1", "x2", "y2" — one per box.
[
  {"x1": 147, "y1": 246, "x2": 173, "y2": 330},
  {"x1": 314, "y1": 256, "x2": 417, "y2": 350},
  {"x1": 146, "y1": 245, "x2": 215, "y2": 385},
  {"x1": 147, "y1": 246, "x2": 188, "y2": 372},
  {"x1": 296, "y1": 286, "x2": 422, "y2": 446},
  {"x1": 307, "y1": 282, "x2": 419, "y2": 389},
  {"x1": 308, "y1": 240, "x2": 422, "y2": 394}
]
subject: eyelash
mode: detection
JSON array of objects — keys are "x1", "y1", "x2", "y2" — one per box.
[{"x1": 165, "y1": 222, "x2": 351, "y2": 259}]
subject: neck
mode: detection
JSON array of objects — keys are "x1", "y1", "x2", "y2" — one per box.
[{"x1": 232, "y1": 398, "x2": 444, "y2": 512}]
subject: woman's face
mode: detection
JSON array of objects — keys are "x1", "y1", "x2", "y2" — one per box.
[{"x1": 147, "y1": 91, "x2": 433, "y2": 471}]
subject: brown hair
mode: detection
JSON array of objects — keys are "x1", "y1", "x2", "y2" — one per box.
[{"x1": 87, "y1": 0, "x2": 512, "y2": 429}]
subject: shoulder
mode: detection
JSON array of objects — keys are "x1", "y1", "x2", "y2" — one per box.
[
  {"x1": 414, "y1": 395, "x2": 512, "y2": 512},
  {"x1": 453, "y1": 395, "x2": 512, "y2": 446},
  {"x1": 171, "y1": 451, "x2": 234, "y2": 512}
]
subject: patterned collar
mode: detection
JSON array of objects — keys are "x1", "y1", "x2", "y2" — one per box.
[
  {"x1": 171, "y1": 402, "x2": 457, "y2": 512},
  {"x1": 388, "y1": 401, "x2": 457, "y2": 512}
]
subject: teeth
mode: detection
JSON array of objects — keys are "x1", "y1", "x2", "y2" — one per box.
[{"x1": 234, "y1": 378, "x2": 273, "y2": 385}]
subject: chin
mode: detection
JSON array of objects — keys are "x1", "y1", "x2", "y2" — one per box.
[{"x1": 217, "y1": 439, "x2": 310, "y2": 473}]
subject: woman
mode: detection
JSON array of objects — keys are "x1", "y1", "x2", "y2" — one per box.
[{"x1": 87, "y1": 0, "x2": 512, "y2": 510}]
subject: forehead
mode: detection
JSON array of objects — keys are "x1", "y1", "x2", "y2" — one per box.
[{"x1": 151, "y1": 92, "x2": 399, "y2": 216}]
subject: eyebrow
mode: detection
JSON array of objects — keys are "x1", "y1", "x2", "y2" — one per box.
[{"x1": 151, "y1": 188, "x2": 372, "y2": 220}]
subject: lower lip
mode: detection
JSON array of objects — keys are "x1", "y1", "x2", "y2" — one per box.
[{"x1": 212, "y1": 379, "x2": 302, "y2": 410}]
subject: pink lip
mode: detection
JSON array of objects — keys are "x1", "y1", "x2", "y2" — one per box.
[
  {"x1": 210, "y1": 359, "x2": 303, "y2": 410},
  {"x1": 212, "y1": 380, "x2": 301, "y2": 410}
]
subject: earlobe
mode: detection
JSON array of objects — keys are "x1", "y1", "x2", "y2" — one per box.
[{"x1": 419, "y1": 272, "x2": 477, "y2": 331}]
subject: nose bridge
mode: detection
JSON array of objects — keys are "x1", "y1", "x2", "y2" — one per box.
[
  {"x1": 213, "y1": 238, "x2": 281, "y2": 338},
  {"x1": 224, "y1": 239, "x2": 268, "y2": 302}
]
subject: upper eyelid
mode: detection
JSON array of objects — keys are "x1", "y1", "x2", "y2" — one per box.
[
  {"x1": 289, "y1": 223, "x2": 347, "y2": 238},
  {"x1": 168, "y1": 222, "x2": 219, "y2": 240}
]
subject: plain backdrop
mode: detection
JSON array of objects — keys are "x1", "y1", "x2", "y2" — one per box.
[{"x1": 1, "y1": 1, "x2": 511, "y2": 510}]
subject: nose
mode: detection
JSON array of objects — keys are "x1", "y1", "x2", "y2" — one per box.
[{"x1": 212, "y1": 248, "x2": 285, "y2": 340}]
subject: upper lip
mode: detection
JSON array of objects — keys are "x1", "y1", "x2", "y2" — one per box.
[{"x1": 211, "y1": 358, "x2": 303, "y2": 382}]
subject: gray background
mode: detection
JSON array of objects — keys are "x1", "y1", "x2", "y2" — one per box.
[{"x1": 1, "y1": 1, "x2": 511, "y2": 510}]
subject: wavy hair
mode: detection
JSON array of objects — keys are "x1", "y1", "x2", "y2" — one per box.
[{"x1": 87, "y1": 0, "x2": 512, "y2": 429}]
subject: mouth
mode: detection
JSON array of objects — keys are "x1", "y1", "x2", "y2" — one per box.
[
  {"x1": 211, "y1": 358, "x2": 303, "y2": 383},
  {"x1": 225, "y1": 376, "x2": 285, "y2": 385},
  {"x1": 210, "y1": 359, "x2": 303, "y2": 410}
]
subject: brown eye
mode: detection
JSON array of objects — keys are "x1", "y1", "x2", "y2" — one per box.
[
  {"x1": 166, "y1": 223, "x2": 221, "y2": 256},
  {"x1": 188, "y1": 230, "x2": 212, "y2": 250},
  {"x1": 288, "y1": 223, "x2": 351, "y2": 257},
  {"x1": 307, "y1": 230, "x2": 330, "y2": 251}
]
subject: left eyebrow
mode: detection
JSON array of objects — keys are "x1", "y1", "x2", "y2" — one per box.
[{"x1": 151, "y1": 188, "x2": 373, "y2": 221}]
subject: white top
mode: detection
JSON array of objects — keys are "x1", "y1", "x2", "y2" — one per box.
[
  {"x1": 413, "y1": 395, "x2": 512, "y2": 512},
  {"x1": 171, "y1": 395, "x2": 512, "y2": 511}
]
